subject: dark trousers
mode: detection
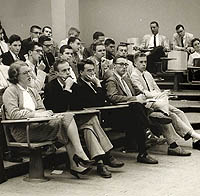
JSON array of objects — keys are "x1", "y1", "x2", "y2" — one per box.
[{"x1": 147, "y1": 46, "x2": 166, "y2": 74}]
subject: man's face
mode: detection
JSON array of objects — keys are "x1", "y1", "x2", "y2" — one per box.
[
  {"x1": 43, "y1": 40, "x2": 53, "y2": 53},
  {"x1": 94, "y1": 45, "x2": 106, "y2": 60},
  {"x1": 9, "y1": 41, "x2": 21, "y2": 55},
  {"x1": 193, "y1": 40, "x2": 200, "y2": 52},
  {"x1": 56, "y1": 62, "x2": 71, "y2": 81},
  {"x1": 176, "y1": 27, "x2": 185, "y2": 38},
  {"x1": 150, "y1": 23, "x2": 159, "y2": 35},
  {"x1": 61, "y1": 48, "x2": 73, "y2": 61},
  {"x1": 70, "y1": 39, "x2": 81, "y2": 53},
  {"x1": 0, "y1": 28, "x2": 3, "y2": 40},
  {"x1": 94, "y1": 36, "x2": 105, "y2": 44},
  {"x1": 68, "y1": 30, "x2": 79, "y2": 38},
  {"x1": 31, "y1": 45, "x2": 43, "y2": 62},
  {"x1": 80, "y1": 63, "x2": 95, "y2": 81},
  {"x1": 116, "y1": 46, "x2": 128, "y2": 57},
  {"x1": 18, "y1": 65, "x2": 32, "y2": 87},
  {"x1": 135, "y1": 56, "x2": 147, "y2": 73},
  {"x1": 43, "y1": 27, "x2": 52, "y2": 38},
  {"x1": 30, "y1": 27, "x2": 41, "y2": 41},
  {"x1": 114, "y1": 57, "x2": 128, "y2": 76},
  {"x1": 106, "y1": 44, "x2": 115, "y2": 55}
]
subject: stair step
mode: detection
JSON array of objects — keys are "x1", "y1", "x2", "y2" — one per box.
[
  {"x1": 185, "y1": 112, "x2": 200, "y2": 124},
  {"x1": 170, "y1": 100, "x2": 200, "y2": 109}
]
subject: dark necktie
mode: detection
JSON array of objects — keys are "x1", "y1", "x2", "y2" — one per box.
[
  {"x1": 99, "y1": 61, "x2": 103, "y2": 80},
  {"x1": 142, "y1": 74, "x2": 150, "y2": 91},
  {"x1": 181, "y1": 37, "x2": 184, "y2": 47},
  {"x1": 154, "y1": 35, "x2": 157, "y2": 48}
]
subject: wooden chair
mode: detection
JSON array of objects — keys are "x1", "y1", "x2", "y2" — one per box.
[{"x1": 1, "y1": 105, "x2": 54, "y2": 182}]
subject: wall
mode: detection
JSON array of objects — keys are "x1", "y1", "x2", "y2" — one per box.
[
  {"x1": 0, "y1": 0, "x2": 52, "y2": 39},
  {"x1": 79, "y1": 0, "x2": 200, "y2": 47}
]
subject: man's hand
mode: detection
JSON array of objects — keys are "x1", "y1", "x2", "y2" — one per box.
[
  {"x1": 38, "y1": 60, "x2": 46, "y2": 71},
  {"x1": 87, "y1": 74, "x2": 102, "y2": 87},
  {"x1": 101, "y1": 57, "x2": 110, "y2": 72},
  {"x1": 136, "y1": 94, "x2": 147, "y2": 104},
  {"x1": 64, "y1": 76, "x2": 74, "y2": 91}
]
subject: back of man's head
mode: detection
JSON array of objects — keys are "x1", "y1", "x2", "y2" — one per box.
[
  {"x1": 93, "y1": 32, "x2": 104, "y2": 40},
  {"x1": 68, "y1": 27, "x2": 80, "y2": 37},
  {"x1": 67, "y1": 36, "x2": 80, "y2": 45},
  {"x1": 105, "y1": 38, "x2": 115, "y2": 47},
  {"x1": 39, "y1": 35, "x2": 51, "y2": 45}
]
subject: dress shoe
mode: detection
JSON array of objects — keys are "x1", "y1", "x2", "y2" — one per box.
[
  {"x1": 137, "y1": 153, "x2": 158, "y2": 164},
  {"x1": 193, "y1": 140, "x2": 200, "y2": 150},
  {"x1": 97, "y1": 163, "x2": 112, "y2": 178},
  {"x1": 168, "y1": 146, "x2": 191, "y2": 156},
  {"x1": 104, "y1": 155, "x2": 124, "y2": 168},
  {"x1": 149, "y1": 112, "x2": 172, "y2": 124}
]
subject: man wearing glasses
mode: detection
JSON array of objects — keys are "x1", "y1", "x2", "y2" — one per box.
[
  {"x1": 21, "y1": 25, "x2": 41, "y2": 57},
  {"x1": 25, "y1": 42, "x2": 46, "y2": 91}
]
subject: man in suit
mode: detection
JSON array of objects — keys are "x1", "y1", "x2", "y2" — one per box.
[
  {"x1": 130, "y1": 52, "x2": 200, "y2": 154},
  {"x1": 83, "y1": 31, "x2": 105, "y2": 59},
  {"x1": 76, "y1": 58, "x2": 168, "y2": 164},
  {"x1": 43, "y1": 58, "x2": 124, "y2": 178},
  {"x1": 1, "y1": 34, "x2": 25, "y2": 66},
  {"x1": 39, "y1": 35, "x2": 55, "y2": 74},
  {"x1": 140, "y1": 21, "x2": 169, "y2": 74},
  {"x1": 172, "y1": 24, "x2": 194, "y2": 53},
  {"x1": 21, "y1": 25, "x2": 41, "y2": 57}
]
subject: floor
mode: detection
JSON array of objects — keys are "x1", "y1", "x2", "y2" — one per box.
[{"x1": 1, "y1": 136, "x2": 200, "y2": 196}]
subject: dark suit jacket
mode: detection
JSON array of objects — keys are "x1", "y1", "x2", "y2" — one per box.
[
  {"x1": 74, "y1": 77, "x2": 106, "y2": 109},
  {"x1": 105, "y1": 73, "x2": 141, "y2": 104},
  {"x1": 42, "y1": 52, "x2": 55, "y2": 73},
  {"x1": 43, "y1": 78, "x2": 77, "y2": 113},
  {"x1": 1, "y1": 51, "x2": 25, "y2": 66}
]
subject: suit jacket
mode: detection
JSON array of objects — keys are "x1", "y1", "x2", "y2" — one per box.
[
  {"x1": 1, "y1": 51, "x2": 25, "y2": 66},
  {"x1": 43, "y1": 78, "x2": 76, "y2": 113},
  {"x1": 105, "y1": 72, "x2": 141, "y2": 104},
  {"x1": 42, "y1": 52, "x2": 55, "y2": 73},
  {"x1": 74, "y1": 77, "x2": 106, "y2": 109},
  {"x1": 141, "y1": 34, "x2": 169, "y2": 50},
  {"x1": 172, "y1": 32, "x2": 194, "y2": 50}
]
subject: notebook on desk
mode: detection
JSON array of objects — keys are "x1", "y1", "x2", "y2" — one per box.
[{"x1": 193, "y1": 58, "x2": 200, "y2": 67}]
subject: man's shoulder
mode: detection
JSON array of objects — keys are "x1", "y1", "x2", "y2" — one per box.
[
  {"x1": 1, "y1": 51, "x2": 11, "y2": 58},
  {"x1": 185, "y1": 32, "x2": 194, "y2": 38},
  {"x1": 143, "y1": 34, "x2": 151, "y2": 39}
]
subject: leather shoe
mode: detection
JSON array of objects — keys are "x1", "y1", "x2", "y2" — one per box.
[
  {"x1": 104, "y1": 155, "x2": 124, "y2": 168},
  {"x1": 149, "y1": 112, "x2": 172, "y2": 124},
  {"x1": 137, "y1": 153, "x2": 158, "y2": 164},
  {"x1": 168, "y1": 146, "x2": 191, "y2": 156},
  {"x1": 193, "y1": 140, "x2": 200, "y2": 150},
  {"x1": 97, "y1": 163, "x2": 112, "y2": 178},
  {"x1": 146, "y1": 137, "x2": 167, "y2": 149}
]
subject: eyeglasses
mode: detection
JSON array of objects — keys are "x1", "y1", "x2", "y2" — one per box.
[
  {"x1": 19, "y1": 70, "x2": 31, "y2": 76},
  {"x1": 115, "y1": 62, "x2": 128, "y2": 67}
]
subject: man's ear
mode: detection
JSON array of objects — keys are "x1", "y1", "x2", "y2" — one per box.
[{"x1": 28, "y1": 50, "x2": 32, "y2": 56}]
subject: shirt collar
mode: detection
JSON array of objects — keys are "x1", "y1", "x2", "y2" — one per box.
[{"x1": 10, "y1": 50, "x2": 18, "y2": 60}]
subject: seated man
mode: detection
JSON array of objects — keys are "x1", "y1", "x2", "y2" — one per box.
[
  {"x1": 105, "y1": 38, "x2": 115, "y2": 60},
  {"x1": 140, "y1": 21, "x2": 169, "y2": 75},
  {"x1": 130, "y1": 52, "x2": 200, "y2": 152},
  {"x1": 25, "y1": 42, "x2": 46, "y2": 91},
  {"x1": 172, "y1": 24, "x2": 194, "y2": 53},
  {"x1": 75, "y1": 59, "x2": 166, "y2": 164},
  {"x1": 43, "y1": 58, "x2": 124, "y2": 178},
  {"x1": 83, "y1": 31, "x2": 105, "y2": 59},
  {"x1": 1, "y1": 34, "x2": 25, "y2": 66}
]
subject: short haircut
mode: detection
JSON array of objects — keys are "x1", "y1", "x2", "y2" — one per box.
[
  {"x1": 27, "y1": 41, "x2": 43, "y2": 53},
  {"x1": 53, "y1": 58, "x2": 69, "y2": 72},
  {"x1": 67, "y1": 37, "x2": 80, "y2": 45},
  {"x1": 116, "y1": 44, "x2": 127, "y2": 51},
  {"x1": 42, "y1": 25, "x2": 52, "y2": 32},
  {"x1": 8, "y1": 61, "x2": 28, "y2": 84},
  {"x1": 113, "y1": 56, "x2": 127, "y2": 64},
  {"x1": 68, "y1": 27, "x2": 80, "y2": 36},
  {"x1": 150, "y1": 21, "x2": 159, "y2": 27},
  {"x1": 175, "y1": 24, "x2": 185, "y2": 31},
  {"x1": 8, "y1": 34, "x2": 22, "y2": 45},
  {"x1": 93, "y1": 42, "x2": 105, "y2": 51},
  {"x1": 191, "y1": 38, "x2": 200, "y2": 47},
  {"x1": 105, "y1": 38, "x2": 115, "y2": 46},
  {"x1": 93, "y1": 31, "x2": 104, "y2": 40},
  {"x1": 39, "y1": 35, "x2": 51, "y2": 45},
  {"x1": 77, "y1": 59, "x2": 94, "y2": 74},
  {"x1": 30, "y1": 25, "x2": 41, "y2": 32},
  {"x1": 134, "y1": 52, "x2": 147, "y2": 61},
  {"x1": 59, "y1": 45, "x2": 73, "y2": 54}
]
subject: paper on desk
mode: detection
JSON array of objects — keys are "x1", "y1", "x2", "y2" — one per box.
[{"x1": 51, "y1": 170, "x2": 63, "y2": 175}]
